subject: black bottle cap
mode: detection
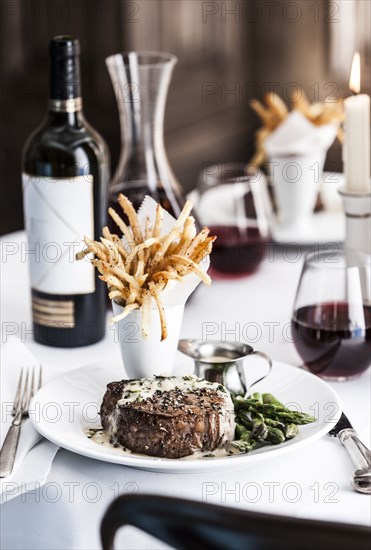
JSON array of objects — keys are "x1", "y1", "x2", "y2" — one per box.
[
  {"x1": 50, "y1": 35, "x2": 80, "y2": 58},
  {"x1": 49, "y1": 35, "x2": 81, "y2": 101}
]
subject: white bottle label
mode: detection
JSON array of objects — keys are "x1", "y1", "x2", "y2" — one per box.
[{"x1": 22, "y1": 174, "x2": 95, "y2": 295}]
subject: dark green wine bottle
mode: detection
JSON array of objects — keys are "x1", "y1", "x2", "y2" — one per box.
[{"x1": 22, "y1": 36, "x2": 110, "y2": 347}]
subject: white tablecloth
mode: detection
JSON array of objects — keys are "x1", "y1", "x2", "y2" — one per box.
[{"x1": 1, "y1": 231, "x2": 370, "y2": 549}]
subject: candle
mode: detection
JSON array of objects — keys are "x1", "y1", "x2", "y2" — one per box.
[{"x1": 343, "y1": 52, "x2": 371, "y2": 193}]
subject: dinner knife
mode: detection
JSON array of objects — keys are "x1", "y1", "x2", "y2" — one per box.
[{"x1": 328, "y1": 412, "x2": 371, "y2": 494}]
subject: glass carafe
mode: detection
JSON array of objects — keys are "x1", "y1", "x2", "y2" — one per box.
[{"x1": 105, "y1": 51, "x2": 186, "y2": 220}]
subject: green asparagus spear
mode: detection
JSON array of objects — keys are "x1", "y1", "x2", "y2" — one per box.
[
  {"x1": 264, "y1": 417, "x2": 286, "y2": 430},
  {"x1": 237, "y1": 412, "x2": 254, "y2": 430},
  {"x1": 284, "y1": 423, "x2": 299, "y2": 439},
  {"x1": 265, "y1": 426, "x2": 286, "y2": 444},
  {"x1": 251, "y1": 415, "x2": 268, "y2": 440},
  {"x1": 234, "y1": 399, "x2": 315, "y2": 425},
  {"x1": 262, "y1": 393, "x2": 284, "y2": 407},
  {"x1": 235, "y1": 424, "x2": 250, "y2": 440},
  {"x1": 252, "y1": 392, "x2": 263, "y2": 403},
  {"x1": 232, "y1": 439, "x2": 256, "y2": 453},
  {"x1": 270, "y1": 410, "x2": 316, "y2": 425}
]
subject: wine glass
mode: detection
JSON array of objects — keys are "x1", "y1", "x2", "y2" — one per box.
[
  {"x1": 292, "y1": 249, "x2": 371, "y2": 381},
  {"x1": 197, "y1": 163, "x2": 271, "y2": 277}
]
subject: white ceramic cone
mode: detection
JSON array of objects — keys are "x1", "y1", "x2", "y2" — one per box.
[
  {"x1": 112, "y1": 301, "x2": 185, "y2": 378},
  {"x1": 269, "y1": 150, "x2": 326, "y2": 230}
]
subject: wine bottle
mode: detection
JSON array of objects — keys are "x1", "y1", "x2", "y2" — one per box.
[{"x1": 22, "y1": 36, "x2": 110, "y2": 347}]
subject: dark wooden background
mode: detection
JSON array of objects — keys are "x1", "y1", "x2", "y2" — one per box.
[{"x1": 1, "y1": 0, "x2": 369, "y2": 235}]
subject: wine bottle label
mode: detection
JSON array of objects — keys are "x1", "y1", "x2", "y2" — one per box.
[
  {"x1": 22, "y1": 174, "x2": 95, "y2": 295},
  {"x1": 32, "y1": 296, "x2": 75, "y2": 328}
]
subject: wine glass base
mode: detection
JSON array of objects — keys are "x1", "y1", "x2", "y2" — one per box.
[
  {"x1": 209, "y1": 266, "x2": 261, "y2": 280},
  {"x1": 318, "y1": 373, "x2": 367, "y2": 382}
]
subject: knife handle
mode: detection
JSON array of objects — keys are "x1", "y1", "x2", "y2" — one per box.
[
  {"x1": 339, "y1": 429, "x2": 371, "y2": 471},
  {"x1": 0, "y1": 424, "x2": 21, "y2": 478}
]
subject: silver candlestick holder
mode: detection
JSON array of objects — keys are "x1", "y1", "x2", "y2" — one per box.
[{"x1": 338, "y1": 187, "x2": 371, "y2": 254}]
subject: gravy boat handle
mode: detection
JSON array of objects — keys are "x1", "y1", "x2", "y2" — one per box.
[{"x1": 237, "y1": 351, "x2": 273, "y2": 397}]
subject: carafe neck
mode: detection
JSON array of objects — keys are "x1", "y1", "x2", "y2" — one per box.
[{"x1": 118, "y1": 83, "x2": 165, "y2": 177}]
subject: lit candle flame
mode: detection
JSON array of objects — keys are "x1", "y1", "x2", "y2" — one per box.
[{"x1": 349, "y1": 52, "x2": 361, "y2": 94}]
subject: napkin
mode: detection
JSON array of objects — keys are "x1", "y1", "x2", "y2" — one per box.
[
  {"x1": 0, "y1": 338, "x2": 59, "y2": 503},
  {"x1": 265, "y1": 111, "x2": 338, "y2": 157}
]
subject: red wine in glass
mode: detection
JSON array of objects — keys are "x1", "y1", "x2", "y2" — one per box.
[
  {"x1": 208, "y1": 225, "x2": 268, "y2": 276},
  {"x1": 197, "y1": 163, "x2": 271, "y2": 278},
  {"x1": 292, "y1": 302, "x2": 371, "y2": 380}
]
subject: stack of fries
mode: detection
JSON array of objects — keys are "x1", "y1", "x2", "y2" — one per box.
[
  {"x1": 250, "y1": 90, "x2": 344, "y2": 166},
  {"x1": 77, "y1": 194, "x2": 215, "y2": 340}
]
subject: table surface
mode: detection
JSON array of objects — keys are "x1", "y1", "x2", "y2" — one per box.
[{"x1": 1, "y1": 231, "x2": 370, "y2": 550}]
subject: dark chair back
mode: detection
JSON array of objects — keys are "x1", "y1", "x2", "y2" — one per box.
[{"x1": 101, "y1": 493, "x2": 371, "y2": 550}]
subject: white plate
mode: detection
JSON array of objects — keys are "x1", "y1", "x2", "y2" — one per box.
[
  {"x1": 30, "y1": 361, "x2": 341, "y2": 473},
  {"x1": 270, "y1": 210, "x2": 345, "y2": 245},
  {"x1": 188, "y1": 172, "x2": 346, "y2": 246}
]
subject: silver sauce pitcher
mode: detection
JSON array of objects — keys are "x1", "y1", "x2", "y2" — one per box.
[{"x1": 178, "y1": 339, "x2": 272, "y2": 396}]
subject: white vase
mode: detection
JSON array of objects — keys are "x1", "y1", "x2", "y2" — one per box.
[
  {"x1": 112, "y1": 301, "x2": 184, "y2": 379},
  {"x1": 269, "y1": 150, "x2": 326, "y2": 230}
]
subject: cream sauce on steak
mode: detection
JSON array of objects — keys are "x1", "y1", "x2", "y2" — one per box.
[{"x1": 116, "y1": 375, "x2": 227, "y2": 405}]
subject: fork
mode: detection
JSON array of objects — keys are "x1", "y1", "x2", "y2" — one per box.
[{"x1": 0, "y1": 366, "x2": 42, "y2": 478}]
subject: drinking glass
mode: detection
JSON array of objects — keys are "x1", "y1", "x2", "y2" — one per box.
[
  {"x1": 292, "y1": 249, "x2": 371, "y2": 381},
  {"x1": 197, "y1": 163, "x2": 271, "y2": 277}
]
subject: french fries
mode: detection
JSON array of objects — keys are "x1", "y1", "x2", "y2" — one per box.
[
  {"x1": 290, "y1": 88, "x2": 344, "y2": 130},
  {"x1": 77, "y1": 195, "x2": 214, "y2": 340},
  {"x1": 250, "y1": 90, "x2": 344, "y2": 166}
]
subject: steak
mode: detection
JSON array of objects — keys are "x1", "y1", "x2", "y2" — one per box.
[{"x1": 100, "y1": 375, "x2": 235, "y2": 458}]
